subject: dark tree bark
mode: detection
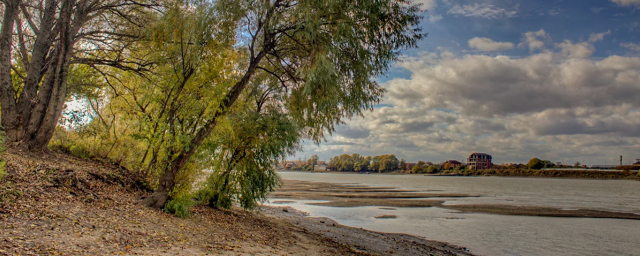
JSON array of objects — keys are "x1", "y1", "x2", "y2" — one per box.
[
  {"x1": 0, "y1": 0, "x2": 21, "y2": 142},
  {"x1": 0, "y1": 0, "x2": 155, "y2": 152}
]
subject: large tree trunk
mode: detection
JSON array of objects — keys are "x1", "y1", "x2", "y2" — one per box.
[
  {"x1": 142, "y1": 153, "x2": 186, "y2": 208},
  {"x1": 0, "y1": 1, "x2": 20, "y2": 142},
  {"x1": 23, "y1": 0, "x2": 74, "y2": 151},
  {"x1": 1, "y1": 0, "x2": 148, "y2": 152},
  {"x1": 14, "y1": 0, "x2": 58, "y2": 150},
  {"x1": 0, "y1": 0, "x2": 82, "y2": 152}
]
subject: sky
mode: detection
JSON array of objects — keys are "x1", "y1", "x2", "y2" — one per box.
[{"x1": 294, "y1": 0, "x2": 640, "y2": 166}]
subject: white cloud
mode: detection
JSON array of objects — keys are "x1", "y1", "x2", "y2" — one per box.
[
  {"x1": 448, "y1": 3, "x2": 518, "y2": 19},
  {"x1": 556, "y1": 40, "x2": 595, "y2": 59},
  {"x1": 301, "y1": 36, "x2": 640, "y2": 164},
  {"x1": 468, "y1": 37, "x2": 514, "y2": 51},
  {"x1": 429, "y1": 14, "x2": 443, "y2": 22},
  {"x1": 621, "y1": 42, "x2": 640, "y2": 51},
  {"x1": 588, "y1": 30, "x2": 611, "y2": 43},
  {"x1": 519, "y1": 29, "x2": 551, "y2": 52},
  {"x1": 412, "y1": 0, "x2": 437, "y2": 10},
  {"x1": 389, "y1": 51, "x2": 640, "y2": 116},
  {"x1": 611, "y1": 0, "x2": 640, "y2": 7},
  {"x1": 411, "y1": 0, "x2": 442, "y2": 22}
]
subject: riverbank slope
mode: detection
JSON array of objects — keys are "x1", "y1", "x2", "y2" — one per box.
[{"x1": 0, "y1": 152, "x2": 471, "y2": 255}]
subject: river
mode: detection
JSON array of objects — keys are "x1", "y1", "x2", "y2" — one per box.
[{"x1": 267, "y1": 172, "x2": 640, "y2": 256}]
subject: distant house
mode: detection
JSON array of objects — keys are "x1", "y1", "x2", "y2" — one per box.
[
  {"x1": 405, "y1": 163, "x2": 417, "y2": 171},
  {"x1": 317, "y1": 161, "x2": 327, "y2": 166},
  {"x1": 467, "y1": 153, "x2": 493, "y2": 170},
  {"x1": 444, "y1": 160, "x2": 462, "y2": 169}
]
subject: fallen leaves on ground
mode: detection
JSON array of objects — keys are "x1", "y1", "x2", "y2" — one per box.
[{"x1": 0, "y1": 151, "x2": 363, "y2": 255}]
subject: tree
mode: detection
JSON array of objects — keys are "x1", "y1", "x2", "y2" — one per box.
[
  {"x1": 308, "y1": 154, "x2": 319, "y2": 171},
  {"x1": 574, "y1": 162, "x2": 582, "y2": 168},
  {"x1": 410, "y1": 160, "x2": 425, "y2": 173},
  {"x1": 0, "y1": 0, "x2": 156, "y2": 151},
  {"x1": 198, "y1": 104, "x2": 300, "y2": 210},
  {"x1": 399, "y1": 159, "x2": 406, "y2": 170},
  {"x1": 426, "y1": 164, "x2": 438, "y2": 174},
  {"x1": 354, "y1": 154, "x2": 369, "y2": 172},
  {"x1": 528, "y1": 158, "x2": 544, "y2": 170},
  {"x1": 369, "y1": 156, "x2": 380, "y2": 172},
  {"x1": 128, "y1": 0, "x2": 424, "y2": 208}
]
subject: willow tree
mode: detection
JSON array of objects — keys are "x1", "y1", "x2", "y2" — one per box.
[
  {"x1": 129, "y1": 0, "x2": 425, "y2": 208},
  {"x1": 198, "y1": 86, "x2": 301, "y2": 209},
  {"x1": 0, "y1": 0, "x2": 155, "y2": 151}
]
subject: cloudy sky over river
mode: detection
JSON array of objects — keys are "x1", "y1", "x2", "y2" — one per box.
[{"x1": 297, "y1": 0, "x2": 640, "y2": 165}]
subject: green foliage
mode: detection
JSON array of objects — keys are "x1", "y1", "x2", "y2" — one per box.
[
  {"x1": 199, "y1": 104, "x2": 297, "y2": 210},
  {"x1": 48, "y1": 0, "x2": 425, "y2": 209},
  {"x1": 328, "y1": 153, "x2": 403, "y2": 173},
  {"x1": 411, "y1": 161, "x2": 427, "y2": 173},
  {"x1": 527, "y1": 158, "x2": 544, "y2": 170},
  {"x1": 372, "y1": 155, "x2": 400, "y2": 172},
  {"x1": 426, "y1": 165, "x2": 439, "y2": 174},
  {"x1": 164, "y1": 196, "x2": 196, "y2": 218}
]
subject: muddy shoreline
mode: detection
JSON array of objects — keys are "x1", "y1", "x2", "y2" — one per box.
[
  {"x1": 271, "y1": 179, "x2": 640, "y2": 220},
  {"x1": 261, "y1": 205, "x2": 474, "y2": 256}
]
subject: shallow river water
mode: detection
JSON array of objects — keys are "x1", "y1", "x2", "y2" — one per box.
[{"x1": 267, "y1": 172, "x2": 640, "y2": 256}]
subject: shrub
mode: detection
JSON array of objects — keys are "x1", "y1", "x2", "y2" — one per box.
[
  {"x1": 69, "y1": 144, "x2": 92, "y2": 159},
  {"x1": 164, "y1": 196, "x2": 196, "y2": 218}
]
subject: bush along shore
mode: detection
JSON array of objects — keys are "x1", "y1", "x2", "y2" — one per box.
[{"x1": 435, "y1": 168, "x2": 640, "y2": 179}]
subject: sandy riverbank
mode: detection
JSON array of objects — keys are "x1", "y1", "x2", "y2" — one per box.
[{"x1": 0, "y1": 152, "x2": 474, "y2": 255}]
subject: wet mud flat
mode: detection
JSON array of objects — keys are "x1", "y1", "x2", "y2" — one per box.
[
  {"x1": 270, "y1": 180, "x2": 640, "y2": 220},
  {"x1": 261, "y1": 205, "x2": 474, "y2": 256}
]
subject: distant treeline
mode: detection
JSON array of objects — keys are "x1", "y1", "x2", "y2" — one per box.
[
  {"x1": 327, "y1": 153, "x2": 444, "y2": 173},
  {"x1": 442, "y1": 168, "x2": 640, "y2": 179},
  {"x1": 328, "y1": 154, "x2": 402, "y2": 173}
]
